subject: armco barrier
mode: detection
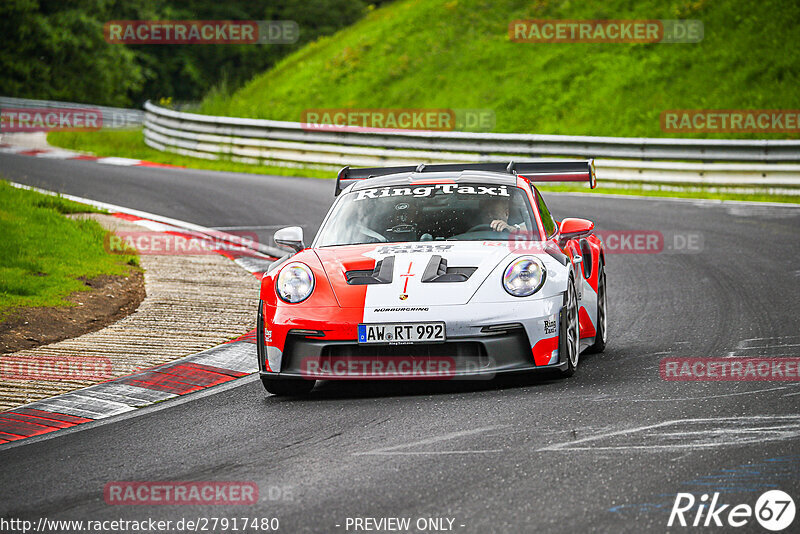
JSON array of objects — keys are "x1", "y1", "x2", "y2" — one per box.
[
  {"x1": 142, "y1": 102, "x2": 800, "y2": 188},
  {"x1": 5, "y1": 97, "x2": 798, "y2": 188},
  {"x1": 1, "y1": 96, "x2": 143, "y2": 129}
]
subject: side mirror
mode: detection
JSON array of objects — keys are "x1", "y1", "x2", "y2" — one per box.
[
  {"x1": 559, "y1": 218, "x2": 594, "y2": 245},
  {"x1": 274, "y1": 226, "x2": 305, "y2": 253}
]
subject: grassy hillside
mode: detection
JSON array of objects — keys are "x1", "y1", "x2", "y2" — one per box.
[{"x1": 199, "y1": 0, "x2": 799, "y2": 138}]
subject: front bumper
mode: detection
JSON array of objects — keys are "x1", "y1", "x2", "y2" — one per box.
[{"x1": 258, "y1": 297, "x2": 570, "y2": 380}]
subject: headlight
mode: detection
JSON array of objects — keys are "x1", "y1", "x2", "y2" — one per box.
[
  {"x1": 503, "y1": 256, "x2": 546, "y2": 297},
  {"x1": 276, "y1": 262, "x2": 315, "y2": 303}
]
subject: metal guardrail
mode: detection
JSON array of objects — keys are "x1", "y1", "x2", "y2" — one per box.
[
  {"x1": 143, "y1": 102, "x2": 800, "y2": 189},
  {"x1": 1, "y1": 96, "x2": 143, "y2": 129}
]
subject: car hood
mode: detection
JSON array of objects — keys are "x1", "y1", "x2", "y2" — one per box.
[{"x1": 314, "y1": 241, "x2": 517, "y2": 307}]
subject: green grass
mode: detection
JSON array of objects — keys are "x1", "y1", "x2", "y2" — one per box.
[
  {"x1": 199, "y1": 0, "x2": 799, "y2": 139},
  {"x1": 0, "y1": 180, "x2": 139, "y2": 320}
]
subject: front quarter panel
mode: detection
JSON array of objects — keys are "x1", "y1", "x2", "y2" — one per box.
[{"x1": 260, "y1": 250, "x2": 362, "y2": 372}]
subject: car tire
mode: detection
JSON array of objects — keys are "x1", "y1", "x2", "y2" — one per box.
[
  {"x1": 586, "y1": 260, "x2": 607, "y2": 354},
  {"x1": 261, "y1": 377, "x2": 315, "y2": 396},
  {"x1": 558, "y1": 274, "x2": 580, "y2": 377},
  {"x1": 257, "y1": 300, "x2": 315, "y2": 396}
]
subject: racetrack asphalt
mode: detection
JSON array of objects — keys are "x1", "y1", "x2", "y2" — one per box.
[{"x1": 1, "y1": 152, "x2": 799, "y2": 533}]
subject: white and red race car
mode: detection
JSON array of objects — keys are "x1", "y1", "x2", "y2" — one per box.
[{"x1": 257, "y1": 162, "x2": 607, "y2": 395}]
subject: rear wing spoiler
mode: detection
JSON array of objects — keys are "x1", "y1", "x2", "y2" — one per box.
[{"x1": 334, "y1": 160, "x2": 596, "y2": 196}]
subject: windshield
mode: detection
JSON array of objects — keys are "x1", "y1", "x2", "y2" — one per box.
[{"x1": 315, "y1": 183, "x2": 539, "y2": 247}]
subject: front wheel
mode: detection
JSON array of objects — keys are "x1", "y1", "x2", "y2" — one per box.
[
  {"x1": 558, "y1": 274, "x2": 580, "y2": 377},
  {"x1": 261, "y1": 377, "x2": 315, "y2": 396}
]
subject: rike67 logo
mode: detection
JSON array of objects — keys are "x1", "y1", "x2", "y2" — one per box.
[{"x1": 668, "y1": 490, "x2": 795, "y2": 531}]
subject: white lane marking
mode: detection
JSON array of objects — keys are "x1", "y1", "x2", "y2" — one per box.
[
  {"x1": 734, "y1": 344, "x2": 800, "y2": 350},
  {"x1": 359, "y1": 450, "x2": 504, "y2": 456},
  {"x1": 723, "y1": 352, "x2": 800, "y2": 358},
  {"x1": 548, "y1": 191, "x2": 800, "y2": 208},
  {"x1": 740, "y1": 336, "x2": 800, "y2": 343},
  {"x1": 8, "y1": 182, "x2": 226, "y2": 235},
  {"x1": 783, "y1": 391, "x2": 800, "y2": 397},
  {"x1": 132, "y1": 219, "x2": 175, "y2": 232},
  {"x1": 589, "y1": 384, "x2": 800, "y2": 402},
  {"x1": 539, "y1": 420, "x2": 675, "y2": 451},
  {"x1": 354, "y1": 425, "x2": 509, "y2": 456},
  {"x1": 657, "y1": 425, "x2": 799, "y2": 436},
  {"x1": 35, "y1": 150, "x2": 81, "y2": 159},
  {"x1": 9, "y1": 181, "x2": 216, "y2": 232},
  {"x1": 211, "y1": 225, "x2": 287, "y2": 230},
  {"x1": 0, "y1": 146, "x2": 30, "y2": 154},
  {"x1": 9, "y1": 181, "x2": 284, "y2": 258},
  {"x1": 628, "y1": 350, "x2": 674, "y2": 360},
  {"x1": 96, "y1": 157, "x2": 142, "y2": 166},
  {"x1": 538, "y1": 415, "x2": 800, "y2": 452},
  {"x1": 724, "y1": 336, "x2": 800, "y2": 358}
]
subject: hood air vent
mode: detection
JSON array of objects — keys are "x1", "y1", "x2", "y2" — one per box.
[
  {"x1": 422, "y1": 255, "x2": 477, "y2": 283},
  {"x1": 345, "y1": 256, "x2": 395, "y2": 285}
]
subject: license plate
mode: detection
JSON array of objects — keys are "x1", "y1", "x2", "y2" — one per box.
[{"x1": 358, "y1": 322, "x2": 445, "y2": 344}]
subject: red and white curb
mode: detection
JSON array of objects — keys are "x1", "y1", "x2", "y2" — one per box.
[
  {"x1": 0, "y1": 143, "x2": 182, "y2": 168},
  {"x1": 0, "y1": 184, "x2": 285, "y2": 446},
  {"x1": 109, "y1": 211, "x2": 281, "y2": 275},
  {"x1": 0, "y1": 335, "x2": 258, "y2": 442}
]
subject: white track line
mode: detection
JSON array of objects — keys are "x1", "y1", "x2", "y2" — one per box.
[
  {"x1": 538, "y1": 415, "x2": 800, "y2": 452},
  {"x1": 354, "y1": 425, "x2": 509, "y2": 456},
  {"x1": 549, "y1": 190, "x2": 800, "y2": 208}
]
